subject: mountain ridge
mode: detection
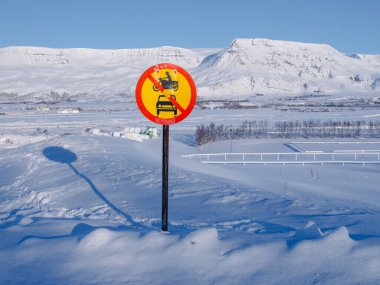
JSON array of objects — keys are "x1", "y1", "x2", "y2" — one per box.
[
  {"x1": 194, "y1": 38, "x2": 380, "y2": 96},
  {"x1": 0, "y1": 38, "x2": 379, "y2": 102}
]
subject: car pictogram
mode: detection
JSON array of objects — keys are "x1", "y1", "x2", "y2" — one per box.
[{"x1": 156, "y1": 94, "x2": 178, "y2": 116}]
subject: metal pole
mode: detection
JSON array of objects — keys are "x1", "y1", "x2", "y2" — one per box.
[
  {"x1": 229, "y1": 128, "x2": 233, "y2": 154},
  {"x1": 162, "y1": 125, "x2": 169, "y2": 232}
]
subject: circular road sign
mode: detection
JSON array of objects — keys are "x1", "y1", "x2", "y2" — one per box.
[{"x1": 135, "y1": 63, "x2": 197, "y2": 125}]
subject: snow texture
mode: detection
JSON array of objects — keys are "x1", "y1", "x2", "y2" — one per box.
[{"x1": 1, "y1": 130, "x2": 380, "y2": 284}]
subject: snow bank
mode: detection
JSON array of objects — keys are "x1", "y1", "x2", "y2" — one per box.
[
  {"x1": 0, "y1": 225, "x2": 379, "y2": 284},
  {"x1": 1, "y1": 133, "x2": 379, "y2": 284}
]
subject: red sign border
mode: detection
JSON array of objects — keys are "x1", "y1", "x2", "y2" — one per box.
[{"x1": 135, "y1": 63, "x2": 197, "y2": 125}]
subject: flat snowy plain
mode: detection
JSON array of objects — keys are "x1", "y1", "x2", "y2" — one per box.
[{"x1": 1, "y1": 103, "x2": 380, "y2": 284}]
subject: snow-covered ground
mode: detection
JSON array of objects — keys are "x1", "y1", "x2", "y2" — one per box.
[{"x1": 1, "y1": 105, "x2": 380, "y2": 284}]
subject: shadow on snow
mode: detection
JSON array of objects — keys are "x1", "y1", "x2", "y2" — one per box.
[{"x1": 42, "y1": 146, "x2": 138, "y2": 227}]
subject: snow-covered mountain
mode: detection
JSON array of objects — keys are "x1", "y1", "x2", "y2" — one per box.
[
  {"x1": 0, "y1": 45, "x2": 205, "y2": 102},
  {"x1": 0, "y1": 38, "x2": 379, "y2": 102},
  {"x1": 195, "y1": 38, "x2": 380, "y2": 96}
]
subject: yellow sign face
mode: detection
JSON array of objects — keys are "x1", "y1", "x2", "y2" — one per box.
[{"x1": 135, "y1": 63, "x2": 197, "y2": 125}]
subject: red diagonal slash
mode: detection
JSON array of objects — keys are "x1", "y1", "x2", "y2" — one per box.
[
  {"x1": 148, "y1": 74, "x2": 164, "y2": 92},
  {"x1": 147, "y1": 73, "x2": 186, "y2": 114}
]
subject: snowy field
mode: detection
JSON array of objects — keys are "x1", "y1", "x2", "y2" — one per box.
[{"x1": 1, "y1": 104, "x2": 380, "y2": 284}]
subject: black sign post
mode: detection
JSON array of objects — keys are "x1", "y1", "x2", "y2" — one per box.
[
  {"x1": 135, "y1": 63, "x2": 197, "y2": 232},
  {"x1": 162, "y1": 125, "x2": 169, "y2": 231}
]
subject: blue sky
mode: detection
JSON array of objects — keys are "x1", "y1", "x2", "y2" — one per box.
[{"x1": 0, "y1": 0, "x2": 379, "y2": 54}]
